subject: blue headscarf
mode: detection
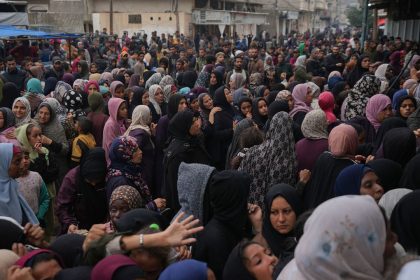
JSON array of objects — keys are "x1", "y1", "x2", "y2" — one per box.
[
  {"x1": 0, "y1": 143, "x2": 38, "y2": 225},
  {"x1": 26, "y1": 78, "x2": 43, "y2": 94},
  {"x1": 392, "y1": 89, "x2": 408, "y2": 111},
  {"x1": 158, "y1": 260, "x2": 207, "y2": 280},
  {"x1": 334, "y1": 164, "x2": 373, "y2": 196}
]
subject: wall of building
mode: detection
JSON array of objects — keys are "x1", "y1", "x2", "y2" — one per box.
[{"x1": 90, "y1": 0, "x2": 193, "y2": 13}]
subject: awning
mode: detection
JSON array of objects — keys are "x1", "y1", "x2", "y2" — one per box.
[{"x1": 0, "y1": 25, "x2": 82, "y2": 40}]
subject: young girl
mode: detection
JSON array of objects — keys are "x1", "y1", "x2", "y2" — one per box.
[
  {"x1": 16, "y1": 147, "x2": 50, "y2": 224},
  {"x1": 0, "y1": 107, "x2": 19, "y2": 145}
]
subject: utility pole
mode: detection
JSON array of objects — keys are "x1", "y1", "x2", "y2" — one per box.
[
  {"x1": 109, "y1": 0, "x2": 113, "y2": 35},
  {"x1": 361, "y1": 0, "x2": 369, "y2": 51}
]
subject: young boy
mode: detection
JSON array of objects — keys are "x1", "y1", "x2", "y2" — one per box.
[
  {"x1": 16, "y1": 147, "x2": 50, "y2": 224},
  {"x1": 71, "y1": 116, "x2": 96, "y2": 166}
]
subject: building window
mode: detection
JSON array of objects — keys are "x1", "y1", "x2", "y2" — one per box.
[{"x1": 128, "y1": 15, "x2": 142, "y2": 24}]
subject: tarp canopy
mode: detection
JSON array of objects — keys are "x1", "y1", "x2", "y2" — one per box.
[
  {"x1": 0, "y1": 25, "x2": 83, "y2": 39},
  {"x1": 0, "y1": 13, "x2": 29, "y2": 26}
]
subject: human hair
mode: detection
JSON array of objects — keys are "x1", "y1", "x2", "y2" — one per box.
[
  {"x1": 237, "y1": 239, "x2": 262, "y2": 262},
  {"x1": 206, "y1": 55, "x2": 216, "y2": 64},
  {"x1": 76, "y1": 116, "x2": 93, "y2": 134},
  {"x1": 26, "y1": 123, "x2": 40, "y2": 137},
  {"x1": 239, "y1": 126, "x2": 264, "y2": 149},
  {"x1": 5, "y1": 56, "x2": 15, "y2": 63}
]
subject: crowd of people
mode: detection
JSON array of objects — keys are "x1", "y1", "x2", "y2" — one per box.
[{"x1": 0, "y1": 29, "x2": 419, "y2": 279}]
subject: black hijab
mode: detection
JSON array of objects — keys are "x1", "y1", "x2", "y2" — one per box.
[
  {"x1": 209, "y1": 170, "x2": 251, "y2": 236},
  {"x1": 262, "y1": 184, "x2": 303, "y2": 257},
  {"x1": 128, "y1": 86, "x2": 145, "y2": 117},
  {"x1": 223, "y1": 241, "x2": 256, "y2": 280},
  {"x1": 54, "y1": 266, "x2": 92, "y2": 280},
  {"x1": 391, "y1": 190, "x2": 420, "y2": 255},
  {"x1": 383, "y1": 127, "x2": 416, "y2": 167},
  {"x1": 213, "y1": 86, "x2": 234, "y2": 115},
  {"x1": 373, "y1": 117, "x2": 407, "y2": 154},
  {"x1": 43, "y1": 77, "x2": 58, "y2": 96},
  {"x1": 49, "y1": 234, "x2": 85, "y2": 268},
  {"x1": 0, "y1": 82, "x2": 20, "y2": 109},
  {"x1": 168, "y1": 109, "x2": 195, "y2": 141},
  {"x1": 396, "y1": 95, "x2": 417, "y2": 120},
  {"x1": 236, "y1": 97, "x2": 252, "y2": 119},
  {"x1": 208, "y1": 70, "x2": 223, "y2": 98},
  {"x1": 167, "y1": 94, "x2": 187, "y2": 120},
  {"x1": 399, "y1": 154, "x2": 420, "y2": 190},
  {"x1": 347, "y1": 54, "x2": 370, "y2": 87},
  {"x1": 115, "y1": 208, "x2": 167, "y2": 233},
  {"x1": 252, "y1": 97, "x2": 268, "y2": 130},
  {"x1": 367, "y1": 159, "x2": 403, "y2": 193},
  {"x1": 181, "y1": 71, "x2": 198, "y2": 88},
  {"x1": 78, "y1": 148, "x2": 108, "y2": 227}
]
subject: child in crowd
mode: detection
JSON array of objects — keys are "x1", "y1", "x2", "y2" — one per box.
[{"x1": 71, "y1": 116, "x2": 96, "y2": 166}]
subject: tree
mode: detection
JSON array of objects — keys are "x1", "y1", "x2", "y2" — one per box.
[{"x1": 346, "y1": 6, "x2": 373, "y2": 28}]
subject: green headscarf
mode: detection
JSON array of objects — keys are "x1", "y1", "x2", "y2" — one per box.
[
  {"x1": 15, "y1": 123, "x2": 49, "y2": 162},
  {"x1": 298, "y1": 42, "x2": 305, "y2": 56},
  {"x1": 88, "y1": 92, "x2": 104, "y2": 113},
  {"x1": 26, "y1": 78, "x2": 43, "y2": 94}
]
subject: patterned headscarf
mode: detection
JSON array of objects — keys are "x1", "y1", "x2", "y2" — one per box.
[
  {"x1": 54, "y1": 81, "x2": 72, "y2": 104},
  {"x1": 109, "y1": 185, "x2": 143, "y2": 209},
  {"x1": 344, "y1": 75, "x2": 381, "y2": 120},
  {"x1": 239, "y1": 112, "x2": 297, "y2": 209},
  {"x1": 145, "y1": 73, "x2": 163, "y2": 90},
  {"x1": 63, "y1": 89, "x2": 83, "y2": 113},
  {"x1": 301, "y1": 109, "x2": 328, "y2": 140}
]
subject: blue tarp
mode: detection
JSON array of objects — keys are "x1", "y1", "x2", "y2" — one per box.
[{"x1": 0, "y1": 25, "x2": 82, "y2": 39}]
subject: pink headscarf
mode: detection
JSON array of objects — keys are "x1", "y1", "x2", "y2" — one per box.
[
  {"x1": 102, "y1": 97, "x2": 127, "y2": 163},
  {"x1": 318, "y1": 91, "x2": 337, "y2": 124},
  {"x1": 289, "y1": 83, "x2": 312, "y2": 118},
  {"x1": 366, "y1": 94, "x2": 391, "y2": 131},
  {"x1": 110, "y1": 81, "x2": 124, "y2": 97},
  {"x1": 84, "y1": 80, "x2": 100, "y2": 94},
  {"x1": 328, "y1": 124, "x2": 358, "y2": 158}
]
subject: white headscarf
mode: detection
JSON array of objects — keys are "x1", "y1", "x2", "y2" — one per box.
[
  {"x1": 12, "y1": 97, "x2": 31, "y2": 127},
  {"x1": 148, "y1": 84, "x2": 162, "y2": 116},
  {"x1": 279, "y1": 195, "x2": 386, "y2": 280},
  {"x1": 124, "y1": 105, "x2": 152, "y2": 136},
  {"x1": 397, "y1": 260, "x2": 420, "y2": 280},
  {"x1": 295, "y1": 55, "x2": 307, "y2": 68},
  {"x1": 378, "y1": 188, "x2": 412, "y2": 219}
]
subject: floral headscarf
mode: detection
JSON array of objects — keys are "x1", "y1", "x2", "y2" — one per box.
[
  {"x1": 301, "y1": 109, "x2": 328, "y2": 140},
  {"x1": 109, "y1": 185, "x2": 143, "y2": 209}
]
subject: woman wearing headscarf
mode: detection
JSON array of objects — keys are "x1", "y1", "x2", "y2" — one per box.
[
  {"x1": 128, "y1": 86, "x2": 148, "y2": 117},
  {"x1": 295, "y1": 109, "x2": 329, "y2": 172},
  {"x1": 106, "y1": 136, "x2": 164, "y2": 211},
  {"x1": 35, "y1": 101, "x2": 69, "y2": 184},
  {"x1": 62, "y1": 89, "x2": 84, "y2": 116},
  {"x1": 251, "y1": 97, "x2": 268, "y2": 130},
  {"x1": 302, "y1": 124, "x2": 358, "y2": 209},
  {"x1": 163, "y1": 110, "x2": 212, "y2": 212},
  {"x1": 145, "y1": 72, "x2": 163, "y2": 90},
  {"x1": 24, "y1": 78, "x2": 45, "y2": 116},
  {"x1": 0, "y1": 82, "x2": 21, "y2": 109},
  {"x1": 209, "y1": 86, "x2": 235, "y2": 170},
  {"x1": 374, "y1": 63, "x2": 393, "y2": 93},
  {"x1": 106, "y1": 185, "x2": 143, "y2": 233},
  {"x1": 391, "y1": 190, "x2": 420, "y2": 255},
  {"x1": 148, "y1": 84, "x2": 167, "y2": 123},
  {"x1": 91, "y1": 254, "x2": 144, "y2": 280},
  {"x1": 73, "y1": 60, "x2": 89, "y2": 80},
  {"x1": 365, "y1": 93, "x2": 393, "y2": 133},
  {"x1": 294, "y1": 55, "x2": 307, "y2": 68},
  {"x1": 382, "y1": 127, "x2": 416, "y2": 167},
  {"x1": 159, "y1": 259, "x2": 215, "y2": 280},
  {"x1": 87, "y1": 92, "x2": 109, "y2": 147},
  {"x1": 84, "y1": 80, "x2": 100, "y2": 95},
  {"x1": 208, "y1": 70, "x2": 223, "y2": 98},
  {"x1": 225, "y1": 118, "x2": 255, "y2": 170},
  {"x1": 54, "y1": 81, "x2": 72, "y2": 104},
  {"x1": 15, "y1": 249, "x2": 64, "y2": 279},
  {"x1": 124, "y1": 105, "x2": 155, "y2": 192},
  {"x1": 280, "y1": 195, "x2": 388, "y2": 280},
  {"x1": 195, "y1": 65, "x2": 213, "y2": 88},
  {"x1": 253, "y1": 184, "x2": 303, "y2": 272},
  {"x1": 239, "y1": 112, "x2": 297, "y2": 209},
  {"x1": 56, "y1": 147, "x2": 108, "y2": 234},
  {"x1": 318, "y1": 91, "x2": 337, "y2": 124},
  {"x1": 128, "y1": 74, "x2": 141, "y2": 88},
  {"x1": 0, "y1": 143, "x2": 38, "y2": 225},
  {"x1": 102, "y1": 97, "x2": 128, "y2": 163},
  {"x1": 346, "y1": 54, "x2": 371, "y2": 87},
  {"x1": 43, "y1": 77, "x2": 58, "y2": 96},
  {"x1": 399, "y1": 154, "x2": 420, "y2": 190},
  {"x1": 62, "y1": 73, "x2": 74, "y2": 87},
  {"x1": 334, "y1": 164, "x2": 384, "y2": 202},
  {"x1": 228, "y1": 73, "x2": 246, "y2": 92},
  {"x1": 389, "y1": 51, "x2": 402, "y2": 75},
  {"x1": 395, "y1": 95, "x2": 417, "y2": 120},
  {"x1": 193, "y1": 170, "x2": 251, "y2": 279},
  {"x1": 12, "y1": 97, "x2": 31, "y2": 127},
  {"x1": 344, "y1": 74, "x2": 381, "y2": 120},
  {"x1": 372, "y1": 117, "x2": 407, "y2": 155},
  {"x1": 0, "y1": 107, "x2": 19, "y2": 145},
  {"x1": 379, "y1": 188, "x2": 412, "y2": 219},
  {"x1": 289, "y1": 83, "x2": 313, "y2": 126}
]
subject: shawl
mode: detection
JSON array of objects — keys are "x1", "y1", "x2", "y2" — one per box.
[
  {"x1": 239, "y1": 112, "x2": 297, "y2": 209},
  {"x1": 391, "y1": 190, "x2": 420, "y2": 255},
  {"x1": 54, "y1": 81, "x2": 72, "y2": 104},
  {"x1": 12, "y1": 97, "x2": 31, "y2": 127},
  {"x1": 318, "y1": 91, "x2": 336, "y2": 123},
  {"x1": 0, "y1": 143, "x2": 38, "y2": 225},
  {"x1": 145, "y1": 73, "x2": 162, "y2": 90},
  {"x1": 103, "y1": 98, "x2": 127, "y2": 163},
  {"x1": 35, "y1": 102, "x2": 67, "y2": 150},
  {"x1": 378, "y1": 188, "x2": 412, "y2": 219},
  {"x1": 365, "y1": 93, "x2": 391, "y2": 131},
  {"x1": 301, "y1": 109, "x2": 328, "y2": 140},
  {"x1": 148, "y1": 84, "x2": 163, "y2": 115},
  {"x1": 344, "y1": 74, "x2": 381, "y2": 120},
  {"x1": 289, "y1": 83, "x2": 312, "y2": 118},
  {"x1": 124, "y1": 105, "x2": 152, "y2": 136},
  {"x1": 280, "y1": 195, "x2": 385, "y2": 280}
]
